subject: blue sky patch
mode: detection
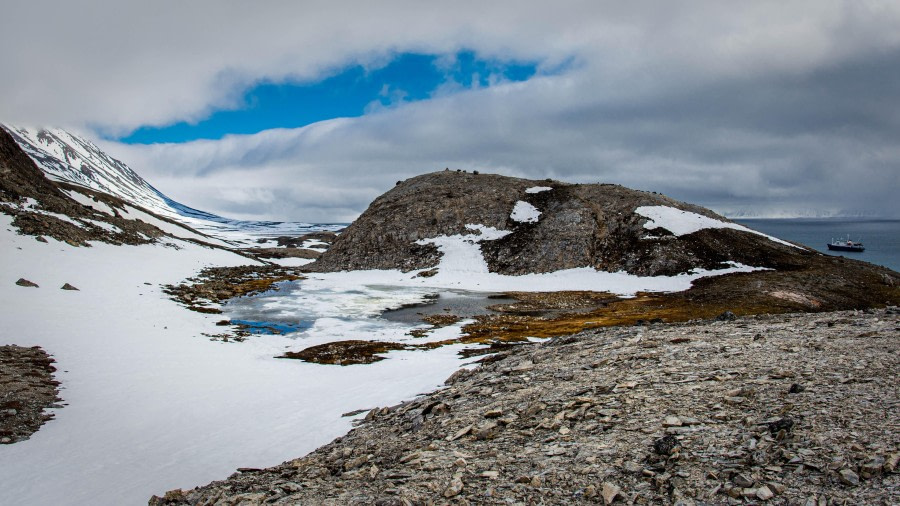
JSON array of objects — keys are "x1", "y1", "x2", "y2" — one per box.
[{"x1": 119, "y1": 51, "x2": 539, "y2": 144}]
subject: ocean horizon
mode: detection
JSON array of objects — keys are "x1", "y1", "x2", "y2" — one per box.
[{"x1": 736, "y1": 218, "x2": 900, "y2": 273}]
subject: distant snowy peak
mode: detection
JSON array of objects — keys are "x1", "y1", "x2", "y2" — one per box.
[
  {"x1": 3, "y1": 125, "x2": 181, "y2": 219},
  {"x1": 2, "y1": 125, "x2": 340, "y2": 246}
]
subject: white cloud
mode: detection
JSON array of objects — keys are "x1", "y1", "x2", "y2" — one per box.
[{"x1": 6, "y1": 1, "x2": 900, "y2": 219}]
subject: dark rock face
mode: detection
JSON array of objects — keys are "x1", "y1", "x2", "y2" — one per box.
[{"x1": 312, "y1": 171, "x2": 809, "y2": 276}]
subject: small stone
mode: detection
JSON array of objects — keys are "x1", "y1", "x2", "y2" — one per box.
[
  {"x1": 715, "y1": 310, "x2": 737, "y2": 321},
  {"x1": 884, "y1": 453, "x2": 899, "y2": 473},
  {"x1": 559, "y1": 426, "x2": 571, "y2": 435},
  {"x1": 653, "y1": 434, "x2": 679, "y2": 455},
  {"x1": 663, "y1": 416, "x2": 682, "y2": 427},
  {"x1": 768, "y1": 418, "x2": 794, "y2": 435},
  {"x1": 838, "y1": 468, "x2": 859, "y2": 486},
  {"x1": 448, "y1": 424, "x2": 472, "y2": 441},
  {"x1": 472, "y1": 421, "x2": 498, "y2": 440},
  {"x1": 756, "y1": 485, "x2": 774, "y2": 501},
  {"x1": 860, "y1": 456, "x2": 885, "y2": 478},
  {"x1": 61, "y1": 283, "x2": 79, "y2": 291},
  {"x1": 16, "y1": 278, "x2": 38, "y2": 288},
  {"x1": 530, "y1": 475, "x2": 542, "y2": 487},
  {"x1": 0, "y1": 437, "x2": 11, "y2": 444},
  {"x1": 481, "y1": 470, "x2": 499, "y2": 479},
  {"x1": 733, "y1": 474, "x2": 754, "y2": 488},
  {"x1": 484, "y1": 408, "x2": 503, "y2": 418},
  {"x1": 788, "y1": 383, "x2": 805, "y2": 394},
  {"x1": 767, "y1": 482, "x2": 786, "y2": 495},
  {"x1": 601, "y1": 482, "x2": 621, "y2": 504},
  {"x1": 35, "y1": 236, "x2": 47, "y2": 243},
  {"x1": 454, "y1": 458, "x2": 467, "y2": 468},
  {"x1": 726, "y1": 487, "x2": 743, "y2": 498},
  {"x1": 443, "y1": 475, "x2": 463, "y2": 498}
]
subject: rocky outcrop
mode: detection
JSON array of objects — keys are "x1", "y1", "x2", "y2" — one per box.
[
  {"x1": 151, "y1": 308, "x2": 900, "y2": 504},
  {"x1": 0, "y1": 345, "x2": 62, "y2": 444},
  {"x1": 311, "y1": 170, "x2": 810, "y2": 276}
]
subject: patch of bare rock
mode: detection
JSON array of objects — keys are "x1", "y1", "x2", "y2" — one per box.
[
  {"x1": 0, "y1": 345, "x2": 62, "y2": 444},
  {"x1": 151, "y1": 308, "x2": 899, "y2": 505}
]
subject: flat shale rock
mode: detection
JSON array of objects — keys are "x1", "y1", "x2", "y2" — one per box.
[
  {"x1": 0, "y1": 345, "x2": 62, "y2": 444},
  {"x1": 151, "y1": 308, "x2": 899, "y2": 505}
]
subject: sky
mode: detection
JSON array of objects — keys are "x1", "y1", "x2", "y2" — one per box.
[{"x1": 2, "y1": 0, "x2": 899, "y2": 222}]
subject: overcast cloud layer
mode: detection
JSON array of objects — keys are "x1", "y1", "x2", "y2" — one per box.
[{"x1": 3, "y1": 1, "x2": 899, "y2": 222}]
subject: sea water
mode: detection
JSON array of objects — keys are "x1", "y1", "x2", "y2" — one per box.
[{"x1": 736, "y1": 218, "x2": 900, "y2": 272}]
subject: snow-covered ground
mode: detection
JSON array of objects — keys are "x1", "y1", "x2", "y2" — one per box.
[{"x1": 0, "y1": 215, "x2": 470, "y2": 505}]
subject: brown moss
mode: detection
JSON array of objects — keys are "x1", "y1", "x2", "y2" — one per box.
[
  {"x1": 279, "y1": 340, "x2": 409, "y2": 365},
  {"x1": 230, "y1": 276, "x2": 301, "y2": 298},
  {"x1": 163, "y1": 265, "x2": 305, "y2": 311},
  {"x1": 186, "y1": 306, "x2": 222, "y2": 314},
  {"x1": 420, "y1": 314, "x2": 462, "y2": 327}
]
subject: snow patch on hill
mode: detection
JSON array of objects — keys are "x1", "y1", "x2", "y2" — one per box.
[
  {"x1": 635, "y1": 205, "x2": 801, "y2": 249},
  {"x1": 510, "y1": 201, "x2": 540, "y2": 223}
]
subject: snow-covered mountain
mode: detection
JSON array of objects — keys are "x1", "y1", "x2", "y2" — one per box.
[{"x1": 2, "y1": 125, "x2": 341, "y2": 246}]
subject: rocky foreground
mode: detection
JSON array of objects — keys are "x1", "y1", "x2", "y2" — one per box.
[{"x1": 152, "y1": 308, "x2": 899, "y2": 505}]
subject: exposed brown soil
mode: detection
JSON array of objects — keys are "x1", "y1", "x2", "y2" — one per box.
[{"x1": 0, "y1": 345, "x2": 62, "y2": 444}]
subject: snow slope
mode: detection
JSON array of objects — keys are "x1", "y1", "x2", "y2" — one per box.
[
  {"x1": 2, "y1": 125, "x2": 342, "y2": 246},
  {"x1": 635, "y1": 205, "x2": 802, "y2": 249},
  {"x1": 0, "y1": 216, "x2": 469, "y2": 505}
]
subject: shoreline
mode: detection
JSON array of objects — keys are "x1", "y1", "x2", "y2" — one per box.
[{"x1": 152, "y1": 307, "x2": 899, "y2": 505}]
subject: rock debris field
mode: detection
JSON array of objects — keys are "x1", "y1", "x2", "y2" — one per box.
[{"x1": 153, "y1": 308, "x2": 899, "y2": 505}]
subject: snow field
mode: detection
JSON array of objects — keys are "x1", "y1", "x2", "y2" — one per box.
[{"x1": 0, "y1": 215, "x2": 471, "y2": 505}]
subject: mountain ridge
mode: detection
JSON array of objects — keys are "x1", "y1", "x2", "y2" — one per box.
[{"x1": 1, "y1": 125, "x2": 341, "y2": 246}]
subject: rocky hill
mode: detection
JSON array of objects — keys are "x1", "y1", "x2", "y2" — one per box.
[
  {"x1": 310, "y1": 170, "x2": 897, "y2": 318},
  {"x1": 313, "y1": 170, "x2": 808, "y2": 277},
  {"x1": 151, "y1": 308, "x2": 900, "y2": 505}
]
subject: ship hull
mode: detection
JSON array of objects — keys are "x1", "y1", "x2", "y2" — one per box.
[{"x1": 827, "y1": 244, "x2": 865, "y2": 252}]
